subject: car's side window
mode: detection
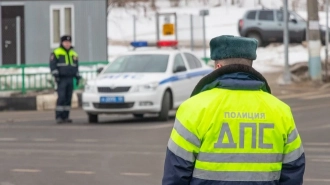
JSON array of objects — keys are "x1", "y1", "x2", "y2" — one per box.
[
  {"x1": 277, "y1": 11, "x2": 296, "y2": 22},
  {"x1": 173, "y1": 54, "x2": 187, "y2": 72},
  {"x1": 184, "y1": 53, "x2": 202, "y2": 69},
  {"x1": 258, "y1": 10, "x2": 274, "y2": 21},
  {"x1": 276, "y1": 11, "x2": 284, "y2": 22},
  {"x1": 246, "y1": 11, "x2": 256, "y2": 20}
]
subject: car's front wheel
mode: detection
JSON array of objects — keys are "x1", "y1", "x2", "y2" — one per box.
[
  {"x1": 88, "y1": 113, "x2": 98, "y2": 123},
  {"x1": 158, "y1": 91, "x2": 171, "y2": 121}
]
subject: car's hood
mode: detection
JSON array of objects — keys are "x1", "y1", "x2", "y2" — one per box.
[{"x1": 88, "y1": 73, "x2": 169, "y2": 86}]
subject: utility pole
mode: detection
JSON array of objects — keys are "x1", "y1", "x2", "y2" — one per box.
[
  {"x1": 307, "y1": 0, "x2": 322, "y2": 82},
  {"x1": 283, "y1": 0, "x2": 291, "y2": 84},
  {"x1": 326, "y1": 0, "x2": 329, "y2": 80}
]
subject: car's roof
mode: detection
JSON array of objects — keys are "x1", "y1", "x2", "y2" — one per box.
[{"x1": 246, "y1": 8, "x2": 294, "y2": 12}]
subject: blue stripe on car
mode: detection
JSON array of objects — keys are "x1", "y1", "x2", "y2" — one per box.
[{"x1": 159, "y1": 69, "x2": 212, "y2": 85}]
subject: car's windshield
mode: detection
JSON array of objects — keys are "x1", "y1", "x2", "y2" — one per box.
[
  {"x1": 276, "y1": 11, "x2": 305, "y2": 22},
  {"x1": 290, "y1": 12, "x2": 305, "y2": 21},
  {"x1": 103, "y1": 54, "x2": 169, "y2": 73}
]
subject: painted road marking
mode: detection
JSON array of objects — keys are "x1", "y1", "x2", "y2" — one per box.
[
  {"x1": 65, "y1": 171, "x2": 95, "y2": 175},
  {"x1": 305, "y1": 142, "x2": 330, "y2": 146},
  {"x1": 0, "y1": 116, "x2": 86, "y2": 124},
  {"x1": 74, "y1": 139, "x2": 98, "y2": 143},
  {"x1": 11, "y1": 169, "x2": 41, "y2": 173},
  {"x1": 311, "y1": 159, "x2": 330, "y2": 163},
  {"x1": 0, "y1": 123, "x2": 173, "y2": 130},
  {"x1": 0, "y1": 138, "x2": 17, "y2": 141},
  {"x1": 291, "y1": 103, "x2": 330, "y2": 111},
  {"x1": 304, "y1": 147, "x2": 330, "y2": 152},
  {"x1": 32, "y1": 138, "x2": 56, "y2": 142},
  {"x1": 300, "y1": 93, "x2": 330, "y2": 100},
  {"x1": 277, "y1": 91, "x2": 325, "y2": 99},
  {"x1": 120, "y1": 172, "x2": 151, "y2": 176},
  {"x1": 305, "y1": 178, "x2": 330, "y2": 182},
  {"x1": 300, "y1": 124, "x2": 330, "y2": 131}
]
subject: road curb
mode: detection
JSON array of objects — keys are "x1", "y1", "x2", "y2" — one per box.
[
  {"x1": 0, "y1": 96, "x2": 37, "y2": 111},
  {"x1": 319, "y1": 83, "x2": 330, "y2": 90},
  {"x1": 0, "y1": 92, "x2": 81, "y2": 111}
]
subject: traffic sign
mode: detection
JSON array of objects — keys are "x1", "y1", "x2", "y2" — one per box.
[{"x1": 163, "y1": 23, "x2": 175, "y2": 35}]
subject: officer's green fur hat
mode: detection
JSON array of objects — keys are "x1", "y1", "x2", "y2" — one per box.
[{"x1": 209, "y1": 35, "x2": 258, "y2": 61}]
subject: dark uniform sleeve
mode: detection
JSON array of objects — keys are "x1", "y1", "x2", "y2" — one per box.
[
  {"x1": 162, "y1": 148, "x2": 195, "y2": 185},
  {"x1": 279, "y1": 113, "x2": 305, "y2": 185},
  {"x1": 49, "y1": 52, "x2": 58, "y2": 77},
  {"x1": 162, "y1": 102, "x2": 202, "y2": 185}
]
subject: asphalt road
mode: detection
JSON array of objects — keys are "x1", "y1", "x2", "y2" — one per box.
[{"x1": 0, "y1": 90, "x2": 329, "y2": 185}]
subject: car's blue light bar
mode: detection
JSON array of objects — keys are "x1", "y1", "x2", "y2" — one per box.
[
  {"x1": 130, "y1": 41, "x2": 148, "y2": 47},
  {"x1": 130, "y1": 40, "x2": 178, "y2": 48}
]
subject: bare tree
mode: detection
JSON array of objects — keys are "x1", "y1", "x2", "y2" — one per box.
[
  {"x1": 170, "y1": 0, "x2": 181, "y2": 7},
  {"x1": 291, "y1": 0, "x2": 300, "y2": 11},
  {"x1": 150, "y1": 0, "x2": 156, "y2": 9},
  {"x1": 319, "y1": 0, "x2": 326, "y2": 11}
]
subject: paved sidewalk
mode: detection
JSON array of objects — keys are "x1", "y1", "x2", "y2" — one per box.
[{"x1": 262, "y1": 72, "x2": 323, "y2": 96}]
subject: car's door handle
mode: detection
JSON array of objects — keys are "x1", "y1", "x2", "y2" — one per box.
[{"x1": 258, "y1": 23, "x2": 262, "y2": 25}]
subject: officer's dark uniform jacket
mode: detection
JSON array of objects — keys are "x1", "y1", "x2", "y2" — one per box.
[
  {"x1": 162, "y1": 64, "x2": 305, "y2": 185},
  {"x1": 49, "y1": 45, "x2": 80, "y2": 120},
  {"x1": 50, "y1": 46, "x2": 79, "y2": 78}
]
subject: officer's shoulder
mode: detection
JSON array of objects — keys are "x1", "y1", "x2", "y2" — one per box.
[
  {"x1": 53, "y1": 47, "x2": 61, "y2": 52},
  {"x1": 180, "y1": 89, "x2": 223, "y2": 111},
  {"x1": 262, "y1": 92, "x2": 292, "y2": 113},
  {"x1": 70, "y1": 49, "x2": 78, "y2": 55}
]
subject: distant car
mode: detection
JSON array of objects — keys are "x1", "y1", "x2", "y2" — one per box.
[
  {"x1": 82, "y1": 40, "x2": 213, "y2": 123},
  {"x1": 238, "y1": 8, "x2": 330, "y2": 47}
]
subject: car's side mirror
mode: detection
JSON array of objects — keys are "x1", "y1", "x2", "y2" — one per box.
[
  {"x1": 97, "y1": 67, "x2": 104, "y2": 74},
  {"x1": 174, "y1": 65, "x2": 187, "y2": 73},
  {"x1": 290, "y1": 18, "x2": 297, "y2": 24}
]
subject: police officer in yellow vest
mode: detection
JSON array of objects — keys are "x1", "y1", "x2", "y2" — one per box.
[
  {"x1": 49, "y1": 35, "x2": 80, "y2": 124},
  {"x1": 162, "y1": 35, "x2": 305, "y2": 185}
]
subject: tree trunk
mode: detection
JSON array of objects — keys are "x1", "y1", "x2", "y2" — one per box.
[{"x1": 150, "y1": 0, "x2": 156, "y2": 9}]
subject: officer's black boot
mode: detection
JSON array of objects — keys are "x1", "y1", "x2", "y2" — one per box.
[
  {"x1": 56, "y1": 79, "x2": 66, "y2": 124},
  {"x1": 63, "y1": 77, "x2": 74, "y2": 123},
  {"x1": 56, "y1": 118, "x2": 65, "y2": 124}
]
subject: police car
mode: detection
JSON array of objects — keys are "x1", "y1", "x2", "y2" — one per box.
[{"x1": 82, "y1": 40, "x2": 213, "y2": 123}]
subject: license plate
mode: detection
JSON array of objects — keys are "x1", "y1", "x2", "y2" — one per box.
[{"x1": 100, "y1": 96, "x2": 125, "y2": 103}]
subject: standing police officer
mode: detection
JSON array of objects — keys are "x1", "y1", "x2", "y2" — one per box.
[
  {"x1": 162, "y1": 35, "x2": 305, "y2": 185},
  {"x1": 50, "y1": 35, "x2": 80, "y2": 124}
]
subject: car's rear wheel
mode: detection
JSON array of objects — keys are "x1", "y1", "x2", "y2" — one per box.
[
  {"x1": 88, "y1": 113, "x2": 98, "y2": 123},
  {"x1": 247, "y1": 32, "x2": 263, "y2": 47},
  {"x1": 158, "y1": 91, "x2": 171, "y2": 121},
  {"x1": 133, "y1": 114, "x2": 144, "y2": 118}
]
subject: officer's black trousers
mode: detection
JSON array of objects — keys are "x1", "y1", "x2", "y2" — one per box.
[{"x1": 56, "y1": 77, "x2": 73, "y2": 120}]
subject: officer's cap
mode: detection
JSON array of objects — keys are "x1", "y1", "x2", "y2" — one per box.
[
  {"x1": 209, "y1": 35, "x2": 258, "y2": 61},
  {"x1": 61, "y1": 35, "x2": 72, "y2": 43}
]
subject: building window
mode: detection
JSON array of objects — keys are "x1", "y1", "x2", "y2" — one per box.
[{"x1": 50, "y1": 5, "x2": 74, "y2": 48}]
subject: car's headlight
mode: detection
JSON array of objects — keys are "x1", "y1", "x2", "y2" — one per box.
[
  {"x1": 133, "y1": 82, "x2": 159, "y2": 92},
  {"x1": 84, "y1": 84, "x2": 96, "y2": 93}
]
